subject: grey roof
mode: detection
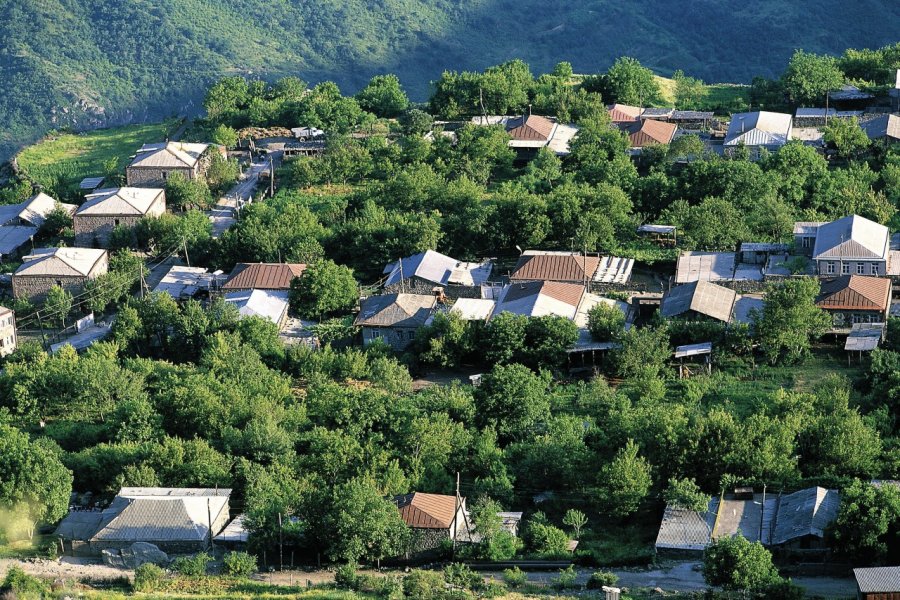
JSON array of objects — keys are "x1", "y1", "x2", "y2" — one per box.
[
  {"x1": 829, "y1": 85, "x2": 873, "y2": 101},
  {"x1": 214, "y1": 514, "x2": 249, "y2": 543},
  {"x1": 733, "y1": 296, "x2": 765, "y2": 325},
  {"x1": 794, "y1": 221, "x2": 824, "y2": 235},
  {"x1": 845, "y1": 323, "x2": 885, "y2": 352},
  {"x1": 153, "y1": 266, "x2": 216, "y2": 299},
  {"x1": 671, "y1": 110, "x2": 714, "y2": 120},
  {"x1": 724, "y1": 111, "x2": 792, "y2": 147},
  {"x1": 384, "y1": 250, "x2": 492, "y2": 287},
  {"x1": 0, "y1": 225, "x2": 37, "y2": 256},
  {"x1": 812, "y1": 215, "x2": 889, "y2": 261},
  {"x1": 224, "y1": 289, "x2": 289, "y2": 326},
  {"x1": 770, "y1": 487, "x2": 839, "y2": 546},
  {"x1": 655, "y1": 498, "x2": 718, "y2": 551},
  {"x1": 641, "y1": 108, "x2": 675, "y2": 118},
  {"x1": 661, "y1": 281, "x2": 737, "y2": 323},
  {"x1": 55, "y1": 511, "x2": 106, "y2": 541},
  {"x1": 675, "y1": 252, "x2": 736, "y2": 283},
  {"x1": 861, "y1": 114, "x2": 900, "y2": 141},
  {"x1": 354, "y1": 293, "x2": 436, "y2": 327},
  {"x1": 674, "y1": 342, "x2": 712, "y2": 358},
  {"x1": 854, "y1": 567, "x2": 900, "y2": 593},
  {"x1": 638, "y1": 224, "x2": 676, "y2": 234},
  {"x1": 740, "y1": 242, "x2": 789, "y2": 253}
]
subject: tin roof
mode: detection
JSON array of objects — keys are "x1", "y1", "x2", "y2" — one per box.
[
  {"x1": 724, "y1": 111, "x2": 792, "y2": 147},
  {"x1": 394, "y1": 492, "x2": 460, "y2": 529},
  {"x1": 0, "y1": 193, "x2": 76, "y2": 228},
  {"x1": 505, "y1": 114, "x2": 557, "y2": 142},
  {"x1": 0, "y1": 226, "x2": 38, "y2": 256},
  {"x1": 511, "y1": 251, "x2": 600, "y2": 283},
  {"x1": 383, "y1": 250, "x2": 492, "y2": 287},
  {"x1": 16, "y1": 247, "x2": 107, "y2": 278},
  {"x1": 655, "y1": 498, "x2": 718, "y2": 551},
  {"x1": 450, "y1": 298, "x2": 496, "y2": 321},
  {"x1": 661, "y1": 281, "x2": 737, "y2": 323},
  {"x1": 494, "y1": 281, "x2": 585, "y2": 319},
  {"x1": 861, "y1": 114, "x2": 900, "y2": 141},
  {"x1": 608, "y1": 104, "x2": 644, "y2": 123},
  {"x1": 625, "y1": 119, "x2": 677, "y2": 147},
  {"x1": 77, "y1": 187, "x2": 165, "y2": 217},
  {"x1": 224, "y1": 289, "x2": 290, "y2": 325},
  {"x1": 130, "y1": 142, "x2": 209, "y2": 169},
  {"x1": 770, "y1": 487, "x2": 840, "y2": 546},
  {"x1": 855, "y1": 567, "x2": 900, "y2": 593},
  {"x1": 223, "y1": 263, "x2": 306, "y2": 291},
  {"x1": 675, "y1": 252, "x2": 736, "y2": 283},
  {"x1": 354, "y1": 293, "x2": 436, "y2": 327},
  {"x1": 813, "y1": 215, "x2": 889, "y2": 261},
  {"x1": 816, "y1": 275, "x2": 891, "y2": 312}
]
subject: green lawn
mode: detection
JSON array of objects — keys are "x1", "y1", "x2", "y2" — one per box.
[{"x1": 16, "y1": 120, "x2": 181, "y2": 199}]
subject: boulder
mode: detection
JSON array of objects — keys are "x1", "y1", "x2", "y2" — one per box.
[{"x1": 101, "y1": 543, "x2": 168, "y2": 569}]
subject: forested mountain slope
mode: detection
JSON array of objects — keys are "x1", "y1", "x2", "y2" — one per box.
[{"x1": 2, "y1": 0, "x2": 899, "y2": 160}]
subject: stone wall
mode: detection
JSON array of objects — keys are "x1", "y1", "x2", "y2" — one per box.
[
  {"x1": 126, "y1": 165, "x2": 195, "y2": 187},
  {"x1": 75, "y1": 215, "x2": 143, "y2": 247},
  {"x1": 12, "y1": 274, "x2": 90, "y2": 301},
  {"x1": 383, "y1": 278, "x2": 483, "y2": 299}
]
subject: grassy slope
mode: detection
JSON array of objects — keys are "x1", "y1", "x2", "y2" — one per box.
[{"x1": 0, "y1": 0, "x2": 898, "y2": 161}]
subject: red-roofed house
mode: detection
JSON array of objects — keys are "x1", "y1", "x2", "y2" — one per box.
[
  {"x1": 816, "y1": 275, "x2": 891, "y2": 328},
  {"x1": 394, "y1": 492, "x2": 468, "y2": 554}
]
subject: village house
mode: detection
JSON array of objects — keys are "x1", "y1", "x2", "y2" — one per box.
[
  {"x1": 55, "y1": 487, "x2": 231, "y2": 556},
  {"x1": 0, "y1": 306, "x2": 16, "y2": 357},
  {"x1": 224, "y1": 288, "x2": 290, "y2": 329},
  {"x1": 510, "y1": 251, "x2": 633, "y2": 285},
  {"x1": 0, "y1": 193, "x2": 77, "y2": 261},
  {"x1": 12, "y1": 247, "x2": 108, "y2": 301},
  {"x1": 655, "y1": 486, "x2": 840, "y2": 556},
  {"x1": 724, "y1": 111, "x2": 793, "y2": 153},
  {"x1": 355, "y1": 293, "x2": 437, "y2": 351},
  {"x1": 861, "y1": 113, "x2": 900, "y2": 144},
  {"x1": 816, "y1": 275, "x2": 892, "y2": 328},
  {"x1": 126, "y1": 142, "x2": 220, "y2": 187},
  {"x1": 470, "y1": 114, "x2": 578, "y2": 156},
  {"x1": 383, "y1": 250, "x2": 493, "y2": 296},
  {"x1": 221, "y1": 262, "x2": 306, "y2": 292},
  {"x1": 74, "y1": 187, "x2": 166, "y2": 247},
  {"x1": 607, "y1": 103, "x2": 644, "y2": 124},
  {"x1": 797, "y1": 215, "x2": 890, "y2": 276},
  {"x1": 660, "y1": 281, "x2": 738, "y2": 323},
  {"x1": 624, "y1": 119, "x2": 677, "y2": 149},
  {"x1": 394, "y1": 492, "x2": 468, "y2": 556},
  {"x1": 494, "y1": 280, "x2": 586, "y2": 321},
  {"x1": 854, "y1": 567, "x2": 900, "y2": 600}
]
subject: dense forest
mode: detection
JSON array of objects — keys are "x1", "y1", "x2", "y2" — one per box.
[{"x1": 3, "y1": 0, "x2": 900, "y2": 162}]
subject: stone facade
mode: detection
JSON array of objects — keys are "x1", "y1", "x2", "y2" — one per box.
[
  {"x1": 12, "y1": 254, "x2": 109, "y2": 302},
  {"x1": 362, "y1": 325, "x2": 418, "y2": 351},
  {"x1": 126, "y1": 150, "x2": 214, "y2": 188},
  {"x1": 0, "y1": 308, "x2": 16, "y2": 357},
  {"x1": 384, "y1": 278, "x2": 483, "y2": 300},
  {"x1": 75, "y1": 214, "x2": 140, "y2": 248}
]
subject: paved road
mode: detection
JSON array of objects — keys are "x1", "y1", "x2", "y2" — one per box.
[{"x1": 208, "y1": 153, "x2": 276, "y2": 238}]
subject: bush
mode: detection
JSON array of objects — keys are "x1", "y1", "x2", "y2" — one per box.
[
  {"x1": 133, "y1": 563, "x2": 165, "y2": 592},
  {"x1": 527, "y1": 522, "x2": 570, "y2": 557},
  {"x1": 1, "y1": 566, "x2": 49, "y2": 597},
  {"x1": 502, "y1": 567, "x2": 527, "y2": 588},
  {"x1": 552, "y1": 565, "x2": 578, "y2": 590},
  {"x1": 171, "y1": 552, "x2": 211, "y2": 577},
  {"x1": 586, "y1": 570, "x2": 619, "y2": 589},
  {"x1": 222, "y1": 551, "x2": 257, "y2": 577},
  {"x1": 403, "y1": 569, "x2": 446, "y2": 599},
  {"x1": 443, "y1": 563, "x2": 481, "y2": 591},
  {"x1": 334, "y1": 563, "x2": 358, "y2": 589},
  {"x1": 481, "y1": 580, "x2": 507, "y2": 598}
]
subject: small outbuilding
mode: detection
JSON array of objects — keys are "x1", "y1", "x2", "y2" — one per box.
[{"x1": 854, "y1": 566, "x2": 900, "y2": 600}]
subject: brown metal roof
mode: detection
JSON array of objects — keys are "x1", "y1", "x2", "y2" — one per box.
[
  {"x1": 506, "y1": 114, "x2": 556, "y2": 141},
  {"x1": 816, "y1": 275, "x2": 891, "y2": 311},
  {"x1": 394, "y1": 492, "x2": 459, "y2": 529},
  {"x1": 626, "y1": 119, "x2": 677, "y2": 147},
  {"x1": 511, "y1": 254, "x2": 600, "y2": 283},
  {"x1": 222, "y1": 263, "x2": 306, "y2": 291},
  {"x1": 608, "y1": 103, "x2": 644, "y2": 123}
]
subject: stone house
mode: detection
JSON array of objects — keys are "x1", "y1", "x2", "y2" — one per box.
[
  {"x1": 354, "y1": 293, "x2": 437, "y2": 351},
  {"x1": 816, "y1": 275, "x2": 892, "y2": 328},
  {"x1": 394, "y1": 492, "x2": 468, "y2": 556},
  {"x1": 383, "y1": 250, "x2": 492, "y2": 297},
  {"x1": 854, "y1": 566, "x2": 900, "y2": 600},
  {"x1": 0, "y1": 307, "x2": 16, "y2": 357},
  {"x1": 74, "y1": 187, "x2": 166, "y2": 247},
  {"x1": 12, "y1": 247, "x2": 108, "y2": 301},
  {"x1": 126, "y1": 142, "x2": 220, "y2": 187},
  {"x1": 0, "y1": 193, "x2": 77, "y2": 260},
  {"x1": 801, "y1": 215, "x2": 890, "y2": 276}
]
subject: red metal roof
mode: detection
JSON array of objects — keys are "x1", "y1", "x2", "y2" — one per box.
[
  {"x1": 394, "y1": 492, "x2": 460, "y2": 529},
  {"x1": 627, "y1": 119, "x2": 677, "y2": 147},
  {"x1": 816, "y1": 275, "x2": 891, "y2": 311},
  {"x1": 511, "y1": 254, "x2": 600, "y2": 283},
  {"x1": 222, "y1": 263, "x2": 306, "y2": 291},
  {"x1": 506, "y1": 114, "x2": 556, "y2": 141}
]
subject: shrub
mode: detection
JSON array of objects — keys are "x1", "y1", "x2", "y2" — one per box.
[
  {"x1": 586, "y1": 570, "x2": 619, "y2": 589},
  {"x1": 133, "y1": 563, "x2": 165, "y2": 592},
  {"x1": 482, "y1": 579, "x2": 507, "y2": 598},
  {"x1": 444, "y1": 563, "x2": 481, "y2": 591},
  {"x1": 527, "y1": 522, "x2": 570, "y2": 557},
  {"x1": 552, "y1": 565, "x2": 578, "y2": 590},
  {"x1": 502, "y1": 567, "x2": 527, "y2": 588},
  {"x1": 403, "y1": 569, "x2": 446, "y2": 599},
  {"x1": 1, "y1": 566, "x2": 49, "y2": 597},
  {"x1": 171, "y1": 552, "x2": 211, "y2": 577},
  {"x1": 334, "y1": 563, "x2": 358, "y2": 589},
  {"x1": 222, "y1": 551, "x2": 257, "y2": 577}
]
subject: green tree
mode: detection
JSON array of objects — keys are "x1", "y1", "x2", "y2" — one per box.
[
  {"x1": 752, "y1": 277, "x2": 830, "y2": 364},
  {"x1": 587, "y1": 302, "x2": 625, "y2": 341},
  {"x1": 613, "y1": 326, "x2": 670, "y2": 379},
  {"x1": 469, "y1": 496, "x2": 520, "y2": 560},
  {"x1": 210, "y1": 124, "x2": 239, "y2": 148},
  {"x1": 597, "y1": 440, "x2": 652, "y2": 517},
  {"x1": 164, "y1": 172, "x2": 212, "y2": 211},
  {"x1": 0, "y1": 426, "x2": 72, "y2": 539},
  {"x1": 355, "y1": 74, "x2": 409, "y2": 118},
  {"x1": 326, "y1": 477, "x2": 410, "y2": 565},
  {"x1": 604, "y1": 57, "x2": 660, "y2": 105},
  {"x1": 476, "y1": 363, "x2": 551, "y2": 443},
  {"x1": 562, "y1": 509, "x2": 587, "y2": 539},
  {"x1": 289, "y1": 259, "x2": 359, "y2": 319},
  {"x1": 702, "y1": 535, "x2": 782, "y2": 591},
  {"x1": 782, "y1": 49, "x2": 844, "y2": 104},
  {"x1": 672, "y1": 70, "x2": 705, "y2": 109},
  {"x1": 828, "y1": 479, "x2": 900, "y2": 565},
  {"x1": 663, "y1": 477, "x2": 711, "y2": 512},
  {"x1": 399, "y1": 109, "x2": 434, "y2": 136},
  {"x1": 823, "y1": 117, "x2": 870, "y2": 160},
  {"x1": 43, "y1": 285, "x2": 73, "y2": 327}
]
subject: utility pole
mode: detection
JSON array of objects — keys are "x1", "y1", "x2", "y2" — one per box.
[
  {"x1": 452, "y1": 472, "x2": 460, "y2": 556},
  {"x1": 139, "y1": 263, "x2": 146, "y2": 299},
  {"x1": 269, "y1": 156, "x2": 275, "y2": 197},
  {"x1": 183, "y1": 236, "x2": 191, "y2": 268},
  {"x1": 207, "y1": 499, "x2": 214, "y2": 551},
  {"x1": 278, "y1": 513, "x2": 284, "y2": 572}
]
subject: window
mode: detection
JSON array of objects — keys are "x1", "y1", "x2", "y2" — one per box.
[
  {"x1": 114, "y1": 219, "x2": 120, "y2": 226},
  {"x1": 857, "y1": 263, "x2": 865, "y2": 275},
  {"x1": 802, "y1": 236, "x2": 812, "y2": 248},
  {"x1": 852, "y1": 314, "x2": 863, "y2": 324},
  {"x1": 871, "y1": 263, "x2": 878, "y2": 275},
  {"x1": 826, "y1": 262, "x2": 836, "y2": 274},
  {"x1": 162, "y1": 172, "x2": 168, "y2": 180},
  {"x1": 842, "y1": 263, "x2": 850, "y2": 274}
]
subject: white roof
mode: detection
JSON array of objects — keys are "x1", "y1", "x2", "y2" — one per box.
[
  {"x1": 0, "y1": 193, "x2": 76, "y2": 228},
  {"x1": 812, "y1": 214, "x2": 889, "y2": 261},
  {"x1": 16, "y1": 247, "x2": 107, "y2": 277},
  {"x1": 384, "y1": 250, "x2": 492, "y2": 287},
  {"x1": 214, "y1": 514, "x2": 249, "y2": 543},
  {"x1": 674, "y1": 342, "x2": 712, "y2": 358},
  {"x1": 547, "y1": 123, "x2": 579, "y2": 156},
  {"x1": 153, "y1": 265, "x2": 215, "y2": 298},
  {"x1": 78, "y1": 187, "x2": 165, "y2": 216},
  {"x1": 450, "y1": 298, "x2": 496, "y2": 321},
  {"x1": 494, "y1": 281, "x2": 584, "y2": 320},
  {"x1": 638, "y1": 224, "x2": 676, "y2": 234},
  {"x1": 224, "y1": 289, "x2": 289, "y2": 325},
  {"x1": 593, "y1": 256, "x2": 634, "y2": 284},
  {"x1": 675, "y1": 252, "x2": 736, "y2": 283},
  {"x1": 574, "y1": 294, "x2": 628, "y2": 329},
  {"x1": 130, "y1": 142, "x2": 209, "y2": 169},
  {"x1": 724, "y1": 111, "x2": 792, "y2": 147}
]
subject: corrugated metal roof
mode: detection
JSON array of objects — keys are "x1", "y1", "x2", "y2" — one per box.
[
  {"x1": 394, "y1": 492, "x2": 460, "y2": 529},
  {"x1": 154, "y1": 266, "x2": 215, "y2": 299},
  {"x1": 354, "y1": 293, "x2": 436, "y2": 327},
  {"x1": 384, "y1": 251, "x2": 492, "y2": 287},
  {"x1": 0, "y1": 225, "x2": 37, "y2": 256},
  {"x1": 854, "y1": 567, "x2": 900, "y2": 593},
  {"x1": 78, "y1": 187, "x2": 165, "y2": 217},
  {"x1": 223, "y1": 263, "x2": 306, "y2": 291},
  {"x1": 16, "y1": 247, "x2": 107, "y2": 278},
  {"x1": 0, "y1": 193, "x2": 76, "y2": 228},
  {"x1": 90, "y1": 496, "x2": 228, "y2": 542},
  {"x1": 55, "y1": 511, "x2": 106, "y2": 541},
  {"x1": 626, "y1": 119, "x2": 677, "y2": 147},
  {"x1": 655, "y1": 498, "x2": 717, "y2": 551},
  {"x1": 638, "y1": 224, "x2": 676, "y2": 234},
  {"x1": 608, "y1": 104, "x2": 643, "y2": 123},
  {"x1": 813, "y1": 215, "x2": 889, "y2": 261},
  {"x1": 674, "y1": 342, "x2": 712, "y2": 358},
  {"x1": 661, "y1": 281, "x2": 737, "y2": 323},
  {"x1": 214, "y1": 514, "x2": 249, "y2": 543},
  {"x1": 224, "y1": 289, "x2": 289, "y2": 325},
  {"x1": 794, "y1": 221, "x2": 824, "y2": 235},
  {"x1": 511, "y1": 252, "x2": 600, "y2": 283},
  {"x1": 130, "y1": 142, "x2": 209, "y2": 169},
  {"x1": 675, "y1": 252, "x2": 736, "y2": 283},
  {"x1": 505, "y1": 114, "x2": 556, "y2": 141},
  {"x1": 494, "y1": 281, "x2": 585, "y2": 319},
  {"x1": 450, "y1": 298, "x2": 495, "y2": 321},
  {"x1": 816, "y1": 275, "x2": 891, "y2": 311},
  {"x1": 724, "y1": 111, "x2": 792, "y2": 147},
  {"x1": 771, "y1": 487, "x2": 839, "y2": 546},
  {"x1": 861, "y1": 114, "x2": 900, "y2": 141}
]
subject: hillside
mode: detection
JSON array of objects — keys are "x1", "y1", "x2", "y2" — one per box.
[{"x1": 2, "y1": 0, "x2": 899, "y2": 161}]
